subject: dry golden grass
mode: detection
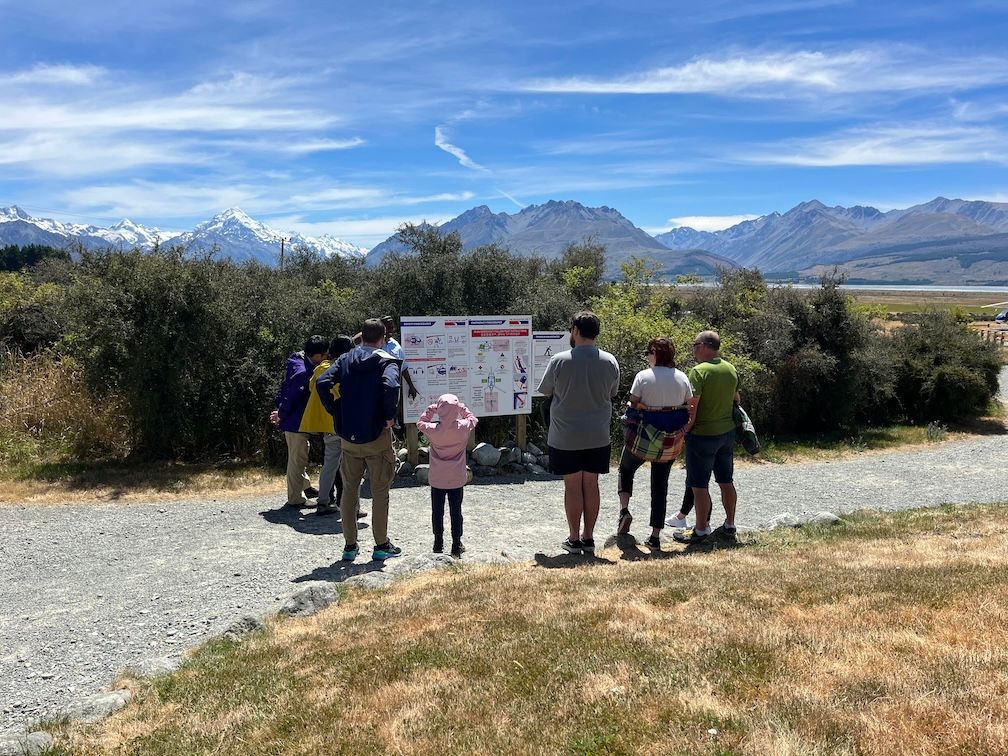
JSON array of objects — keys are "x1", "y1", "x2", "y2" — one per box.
[
  {"x1": 0, "y1": 462, "x2": 285, "y2": 505},
  {"x1": 46, "y1": 504, "x2": 1008, "y2": 755}
]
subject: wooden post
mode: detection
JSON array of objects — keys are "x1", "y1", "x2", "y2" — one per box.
[
  {"x1": 407, "y1": 423, "x2": 419, "y2": 467},
  {"x1": 516, "y1": 414, "x2": 527, "y2": 451},
  {"x1": 467, "y1": 427, "x2": 477, "y2": 452}
]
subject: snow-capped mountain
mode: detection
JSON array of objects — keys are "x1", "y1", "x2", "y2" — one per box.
[
  {"x1": 0, "y1": 205, "x2": 367, "y2": 263},
  {"x1": 162, "y1": 208, "x2": 367, "y2": 263}
]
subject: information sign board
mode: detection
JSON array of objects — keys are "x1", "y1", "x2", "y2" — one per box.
[
  {"x1": 400, "y1": 316, "x2": 533, "y2": 422},
  {"x1": 532, "y1": 331, "x2": 570, "y2": 397}
]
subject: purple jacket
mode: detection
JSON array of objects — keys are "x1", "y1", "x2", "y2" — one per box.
[
  {"x1": 275, "y1": 351, "x2": 312, "y2": 432},
  {"x1": 417, "y1": 394, "x2": 478, "y2": 489}
]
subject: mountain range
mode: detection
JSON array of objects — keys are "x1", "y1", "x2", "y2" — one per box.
[
  {"x1": 4, "y1": 196, "x2": 1008, "y2": 284},
  {"x1": 0, "y1": 206, "x2": 367, "y2": 263},
  {"x1": 365, "y1": 200, "x2": 734, "y2": 277},
  {"x1": 656, "y1": 197, "x2": 1008, "y2": 284}
]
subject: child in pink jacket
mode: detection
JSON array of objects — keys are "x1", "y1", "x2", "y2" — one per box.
[{"x1": 417, "y1": 393, "x2": 478, "y2": 558}]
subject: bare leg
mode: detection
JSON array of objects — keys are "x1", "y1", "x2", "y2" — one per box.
[
  {"x1": 692, "y1": 486, "x2": 713, "y2": 532},
  {"x1": 563, "y1": 472, "x2": 585, "y2": 540},
  {"x1": 581, "y1": 472, "x2": 601, "y2": 540},
  {"x1": 718, "y1": 482, "x2": 737, "y2": 526}
]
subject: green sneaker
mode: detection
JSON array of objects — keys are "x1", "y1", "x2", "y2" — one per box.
[
  {"x1": 341, "y1": 544, "x2": 359, "y2": 562},
  {"x1": 373, "y1": 541, "x2": 403, "y2": 560}
]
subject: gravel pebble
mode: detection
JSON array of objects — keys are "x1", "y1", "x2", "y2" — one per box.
[{"x1": 1, "y1": 368, "x2": 1005, "y2": 733}]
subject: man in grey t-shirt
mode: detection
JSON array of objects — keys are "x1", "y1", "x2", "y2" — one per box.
[{"x1": 536, "y1": 310, "x2": 620, "y2": 555}]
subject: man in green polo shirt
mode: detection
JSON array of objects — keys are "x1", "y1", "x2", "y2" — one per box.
[{"x1": 674, "y1": 330, "x2": 740, "y2": 544}]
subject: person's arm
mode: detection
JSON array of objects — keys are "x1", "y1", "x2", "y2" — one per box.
[
  {"x1": 381, "y1": 361, "x2": 401, "y2": 428},
  {"x1": 416, "y1": 402, "x2": 439, "y2": 433},
  {"x1": 402, "y1": 365, "x2": 419, "y2": 400},
  {"x1": 459, "y1": 402, "x2": 478, "y2": 430},
  {"x1": 276, "y1": 359, "x2": 307, "y2": 423}
]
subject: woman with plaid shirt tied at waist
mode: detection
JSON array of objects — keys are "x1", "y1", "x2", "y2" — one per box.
[{"x1": 616, "y1": 337, "x2": 694, "y2": 549}]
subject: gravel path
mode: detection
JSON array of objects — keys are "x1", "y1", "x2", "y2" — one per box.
[{"x1": 2, "y1": 366, "x2": 1007, "y2": 734}]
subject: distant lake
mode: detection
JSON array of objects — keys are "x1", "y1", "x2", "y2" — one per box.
[{"x1": 687, "y1": 282, "x2": 1008, "y2": 295}]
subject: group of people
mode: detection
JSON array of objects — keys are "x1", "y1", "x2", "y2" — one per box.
[
  {"x1": 536, "y1": 311, "x2": 739, "y2": 554},
  {"x1": 271, "y1": 310, "x2": 741, "y2": 563}
]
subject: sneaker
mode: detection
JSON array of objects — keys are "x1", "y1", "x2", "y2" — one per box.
[
  {"x1": 644, "y1": 535, "x2": 662, "y2": 549},
  {"x1": 712, "y1": 524, "x2": 737, "y2": 542},
  {"x1": 561, "y1": 538, "x2": 583, "y2": 554},
  {"x1": 673, "y1": 528, "x2": 710, "y2": 544},
  {"x1": 581, "y1": 538, "x2": 595, "y2": 553},
  {"x1": 357, "y1": 509, "x2": 369, "y2": 519},
  {"x1": 315, "y1": 505, "x2": 338, "y2": 517},
  {"x1": 451, "y1": 541, "x2": 466, "y2": 558},
  {"x1": 665, "y1": 515, "x2": 689, "y2": 529},
  {"x1": 284, "y1": 500, "x2": 307, "y2": 508},
  {"x1": 341, "y1": 543, "x2": 359, "y2": 562},
  {"x1": 373, "y1": 541, "x2": 403, "y2": 560},
  {"x1": 433, "y1": 538, "x2": 444, "y2": 554},
  {"x1": 617, "y1": 509, "x2": 633, "y2": 535},
  {"x1": 303, "y1": 486, "x2": 320, "y2": 499}
]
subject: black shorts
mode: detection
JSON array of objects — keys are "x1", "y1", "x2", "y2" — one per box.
[{"x1": 548, "y1": 444, "x2": 611, "y2": 475}]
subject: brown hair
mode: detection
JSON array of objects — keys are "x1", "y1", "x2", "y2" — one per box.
[
  {"x1": 647, "y1": 337, "x2": 676, "y2": 368},
  {"x1": 571, "y1": 310, "x2": 600, "y2": 340},
  {"x1": 361, "y1": 318, "x2": 386, "y2": 344}
]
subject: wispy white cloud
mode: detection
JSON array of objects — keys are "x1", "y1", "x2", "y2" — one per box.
[
  {"x1": 649, "y1": 214, "x2": 761, "y2": 233},
  {"x1": 278, "y1": 138, "x2": 366, "y2": 154},
  {"x1": 1, "y1": 63, "x2": 106, "y2": 85},
  {"x1": 270, "y1": 214, "x2": 452, "y2": 247},
  {"x1": 497, "y1": 189, "x2": 525, "y2": 209},
  {"x1": 520, "y1": 49, "x2": 1008, "y2": 96},
  {"x1": 743, "y1": 124, "x2": 1008, "y2": 166},
  {"x1": 434, "y1": 125, "x2": 489, "y2": 172}
]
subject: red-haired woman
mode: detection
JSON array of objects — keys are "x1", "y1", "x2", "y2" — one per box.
[{"x1": 617, "y1": 337, "x2": 694, "y2": 548}]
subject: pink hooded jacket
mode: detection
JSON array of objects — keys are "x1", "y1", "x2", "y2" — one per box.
[{"x1": 417, "y1": 394, "x2": 478, "y2": 489}]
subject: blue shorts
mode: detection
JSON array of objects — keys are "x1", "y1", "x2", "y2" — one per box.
[{"x1": 685, "y1": 430, "x2": 735, "y2": 489}]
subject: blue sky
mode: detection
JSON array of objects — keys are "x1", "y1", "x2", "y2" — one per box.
[{"x1": 1, "y1": 0, "x2": 1007, "y2": 247}]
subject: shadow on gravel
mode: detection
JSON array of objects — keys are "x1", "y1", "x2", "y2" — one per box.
[
  {"x1": 259, "y1": 506, "x2": 372, "y2": 538},
  {"x1": 293, "y1": 559, "x2": 388, "y2": 584},
  {"x1": 534, "y1": 533, "x2": 746, "y2": 568},
  {"x1": 533, "y1": 552, "x2": 618, "y2": 568}
]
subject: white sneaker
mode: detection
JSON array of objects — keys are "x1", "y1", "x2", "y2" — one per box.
[{"x1": 665, "y1": 515, "x2": 689, "y2": 529}]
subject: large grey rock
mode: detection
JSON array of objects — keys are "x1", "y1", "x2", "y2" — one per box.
[
  {"x1": 222, "y1": 614, "x2": 264, "y2": 640},
  {"x1": 500, "y1": 447, "x2": 522, "y2": 465},
  {"x1": 64, "y1": 689, "x2": 132, "y2": 724},
  {"x1": 503, "y1": 463, "x2": 526, "y2": 475},
  {"x1": 0, "y1": 731, "x2": 52, "y2": 756},
  {"x1": 417, "y1": 446, "x2": 430, "y2": 464},
  {"x1": 473, "y1": 465, "x2": 497, "y2": 477},
  {"x1": 413, "y1": 464, "x2": 430, "y2": 485},
  {"x1": 397, "y1": 461, "x2": 414, "y2": 478},
  {"x1": 129, "y1": 654, "x2": 182, "y2": 679},
  {"x1": 537, "y1": 454, "x2": 551, "y2": 468},
  {"x1": 767, "y1": 513, "x2": 802, "y2": 529},
  {"x1": 396, "y1": 448, "x2": 409, "y2": 463},
  {"x1": 466, "y1": 466, "x2": 473, "y2": 484},
  {"x1": 528, "y1": 464, "x2": 550, "y2": 475},
  {"x1": 526, "y1": 442, "x2": 543, "y2": 456},
  {"x1": 279, "y1": 583, "x2": 340, "y2": 618},
  {"x1": 521, "y1": 452, "x2": 536, "y2": 465},
  {"x1": 472, "y1": 442, "x2": 501, "y2": 467}
]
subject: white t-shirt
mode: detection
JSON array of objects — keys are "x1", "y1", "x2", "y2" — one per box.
[{"x1": 630, "y1": 366, "x2": 692, "y2": 408}]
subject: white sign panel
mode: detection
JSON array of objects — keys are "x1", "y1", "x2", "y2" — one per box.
[
  {"x1": 532, "y1": 331, "x2": 570, "y2": 397},
  {"x1": 400, "y1": 316, "x2": 533, "y2": 422}
]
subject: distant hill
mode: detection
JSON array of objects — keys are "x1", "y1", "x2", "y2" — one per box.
[
  {"x1": 365, "y1": 200, "x2": 735, "y2": 277},
  {"x1": 656, "y1": 197, "x2": 1008, "y2": 283},
  {"x1": 0, "y1": 206, "x2": 367, "y2": 265}
]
